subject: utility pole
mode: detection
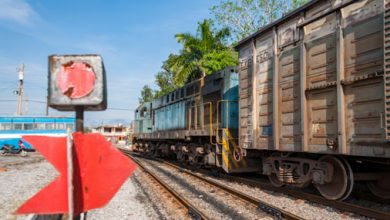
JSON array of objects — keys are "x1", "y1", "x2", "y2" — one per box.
[
  {"x1": 24, "y1": 95, "x2": 28, "y2": 115},
  {"x1": 16, "y1": 64, "x2": 24, "y2": 116}
]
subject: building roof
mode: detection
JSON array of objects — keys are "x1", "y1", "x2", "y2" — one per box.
[{"x1": 95, "y1": 124, "x2": 127, "y2": 129}]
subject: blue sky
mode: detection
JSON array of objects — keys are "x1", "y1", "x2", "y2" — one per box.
[{"x1": 0, "y1": 0, "x2": 216, "y2": 126}]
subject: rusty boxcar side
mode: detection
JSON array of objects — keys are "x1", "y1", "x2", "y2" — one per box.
[{"x1": 236, "y1": 0, "x2": 388, "y2": 158}]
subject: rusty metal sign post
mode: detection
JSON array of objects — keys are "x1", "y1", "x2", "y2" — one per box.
[
  {"x1": 66, "y1": 129, "x2": 74, "y2": 220},
  {"x1": 16, "y1": 133, "x2": 137, "y2": 219},
  {"x1": 50, "y1": 54, "x2": 107, "y2": 220},
  {"x1": 15, "y1": 55, "x2": 136, "y2": 220},
  {"x1": 50, "y1": 55, "x2": 107, "y2": 220}
]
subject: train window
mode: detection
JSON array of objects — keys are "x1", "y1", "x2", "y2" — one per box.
[
  {"x1": 0, "y1": 123, "x2": 12, "y2": 130},
  {"x1": 45, "y1": 123, "x2": 55, "y2": 130},
  {"x1": 186, "y1": 86, "x2": 192, "y2": 96},
  {"x1": 166, "y1": 95, "x2": 169, "y2": 103},
  {"x1": 35, "y1": 123, "x2": 46, "y2": 130},
  {"x1": 13, "y1": 123, "x2": 22, "y2": 130},
  {"x1": 56, "y1": 123, "x2": 66, "y2": 130},
  {"x1": 66, "y1": 123, "x2": 74, "y2": 130},
  {"x1": 171, "y1": 93, "x2": 174, "y2": 101},
  {"x1": 23, "y1": 123, "x2": 34, "y2": 130},
  {"x1": 181, "y1": 88, "x2": 184, "y2": 98},
  {"x1": 140, "y1": 107, "x2": 148, "y2": 117}
]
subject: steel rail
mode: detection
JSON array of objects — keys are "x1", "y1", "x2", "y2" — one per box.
[
  {"x1": 120, "y1": 149, "x2": 303, "y2": 220},
  {"x1": 155, "y1": 158, "x2": 303, "y2": 220},
  {"x1": 219, "y1": 175, "x2": 390, "y2": 220},
  {"x1": 122, "y1": 149, "x2": 390, "y2": 220},
  {"x1": 122, "y1": 152, "x2": 210, "y2": 220}
]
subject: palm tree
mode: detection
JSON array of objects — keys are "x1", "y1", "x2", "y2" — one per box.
[{"x1": 166, "y1": 19, "x2": 236, "y2": 85}]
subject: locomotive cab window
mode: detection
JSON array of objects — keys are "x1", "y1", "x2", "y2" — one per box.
[{"x1": 140, "y1": 107, "x2": 149, "y2": 117}]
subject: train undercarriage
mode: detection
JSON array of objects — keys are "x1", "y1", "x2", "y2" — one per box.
[{"x1": 133, "y1": 138, "x2": 390, "y2": 201}]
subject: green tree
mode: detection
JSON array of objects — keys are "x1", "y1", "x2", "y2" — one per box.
[
  {"x1": 202, "y1": 50, "x2": 238, "y2": 74},
  {"x1": 166, "y1": 19, "x2": 237, "y2": 85},
  {"x1": 211, "y1": 0, "x2": 309, "y2": 42},
  {"x1": 154, "y1": 70, "x2": 176, "y2": 98},
  {"x1": 139, "y1": 85, "x2": 154, "y2": 103},
  {"x1": 291, "y1": 0, "x2": 309, "y2": 9}
]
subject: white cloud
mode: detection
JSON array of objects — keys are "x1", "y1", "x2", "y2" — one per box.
[{"x1": 0, "y1": 0, "x2": 40, "y2": 26}]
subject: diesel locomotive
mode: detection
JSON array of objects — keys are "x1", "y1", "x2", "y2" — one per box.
[{"x1": 133, "y1": 0, "x2": 390, "y2": 201}]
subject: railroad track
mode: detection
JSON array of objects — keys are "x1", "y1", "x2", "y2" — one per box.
[
  {"x1": 120, "y1": 149, "x2": 302, "y2": 220},
  {"x1": 127, "y1": 153, "x2": 209, "y2": 220},
  {"x1": 120, "y1": 149, "x2": 390, "y2": 220},
  {"x1": 179, "y1": 163, "x2": 390, "y2": 220},
  {"x1": 220, "y1": 175, "x2": 390, "y2": 220}
]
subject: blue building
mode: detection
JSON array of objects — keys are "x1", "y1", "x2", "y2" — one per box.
[{"x1": 0, "y1": 116, "x2": 75, "y2": 153}]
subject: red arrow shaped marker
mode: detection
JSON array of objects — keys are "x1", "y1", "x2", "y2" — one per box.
[
  {"x1": 16, "y1": 133, "x2": 137, "y2": 215},
  {"x1": 16, "y1": 136, "x2": 69, "y2": 214}
]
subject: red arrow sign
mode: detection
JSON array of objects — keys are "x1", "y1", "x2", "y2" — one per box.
[{"x1": 16, "y1": 132, "x2": 137, "y2": 215}]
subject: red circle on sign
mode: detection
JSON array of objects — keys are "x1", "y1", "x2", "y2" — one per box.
[{"x1": 57, "y1": 62, "x2": 96, "y2": 99}]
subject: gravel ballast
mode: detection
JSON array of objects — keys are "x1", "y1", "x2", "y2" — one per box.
[
  {"x1": 0, "y1": 156, "x2": 57, "y2": 220},
  {"x1": 137, "y1": 158, "x2": 273, "y2": 220},
  {"x1": 0, "y1": 155, "x2": 159, "y2": 220},
  {"x1": 138, "y1": 157, "x2": 375, "y2": 220},
  {"x1": 88, "y1": 171, "x2": 159, "y2": 220}
]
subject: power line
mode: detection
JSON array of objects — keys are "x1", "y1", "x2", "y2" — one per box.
[{"x1": 107, "y1": 108, "x2": 134, "y2": 111}]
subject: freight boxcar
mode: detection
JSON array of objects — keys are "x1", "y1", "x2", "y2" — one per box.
[
  {"x1": 235, "y1": 0, "x2": 389, "y2": 200},
  {"x1": 134, "y1": 0, "x2": 390, "y2": 201}
]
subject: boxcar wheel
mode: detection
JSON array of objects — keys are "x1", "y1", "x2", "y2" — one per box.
[
  {"x1": 267, "y1": 153, "x2": 285, "y2": 188},
  {"x1": 315, "y1": 156, "x2": 354, "y2": 200},
  {"x1": 367, "y1": 176, "x2": 390, "y2": 199},
  {"x1": 268, "y1": 173, "x2": 285, "y2": 188}
]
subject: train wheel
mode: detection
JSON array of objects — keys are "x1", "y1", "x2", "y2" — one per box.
[
  {"x1": 367, "y1": 176, "x2": 390, "y2": 199},
  {"x1": 315, "y1": 156, "x2": 354, "y2": 200},
  {"x1": 268, "y1": 153, "x2": 285, "y2": 188},
  {"x1": 268, "y1": 173, "x2": 284, "y2": 188}
]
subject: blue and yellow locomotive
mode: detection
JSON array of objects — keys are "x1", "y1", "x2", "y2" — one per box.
[{"x1": 133, "y1": 67, "x2": 259, "y2": 173}]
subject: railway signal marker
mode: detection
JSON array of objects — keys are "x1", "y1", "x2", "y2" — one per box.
[{"x1": 15, "y1": 133, "x2": 137, "y2": 215}]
